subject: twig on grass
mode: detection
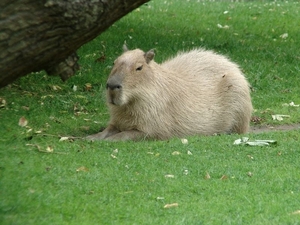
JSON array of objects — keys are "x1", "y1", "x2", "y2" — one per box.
[
  {"x1": 36, "y1": 133, "x2": 84, "y2": 140},
  {"x1": 26, "y1": 144, "x2": 68, "y2": 155}
]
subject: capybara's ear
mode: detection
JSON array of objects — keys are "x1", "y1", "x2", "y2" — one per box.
[
  {"x1": 144, "y1": 49, "x2": 155, "y2": 63},
  {"x1": 123, "y1": 44, "x2": 129, "y2": 52}
]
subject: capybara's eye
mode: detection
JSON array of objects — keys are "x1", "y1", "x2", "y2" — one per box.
[{"x1": 136, "y1": 65, "x2": 143, "y2": 71}]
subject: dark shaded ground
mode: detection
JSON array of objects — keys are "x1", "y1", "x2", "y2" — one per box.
[{"x1": 250, "y1": 123, "x2": 300, "y2": 134}]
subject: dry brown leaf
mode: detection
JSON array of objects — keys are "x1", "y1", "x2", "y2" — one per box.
[
  {"x1": 181, "y1": 139, "x2": 188, "y2": 144},
  {"x1": 85, "y1": 83, "x2": 92, "y2": 91},
  {"x1": 205, "y1": 172, "x2": 211, "y2": 180},
  {"x1": 220, "y1": 175, "x2": 228, "y2": 180},
  {"x1": 0, "y1": 97, "x2": 6, "y2": 108},
  {"x1": 183, "y1": 169, "x2": 189, "y2": 175},
  {"x1": 247, "y1": 155, "x2": 254, "y2": 160},
  {"x1": 291, "y1": 210, "x2": 300, "y2": 215},
  {"x1": 172, "y1": 151, "x2": 180, "y2": 155},
  {"x1": 26, "y1": 144, "x2": 67, "y2": 154},
  {"x1": 52, "y1": 85, "x2": 61, "y2": 91},
  {"x1": 26, "y1": 128, "x2": 33, "y2": 133},
  {"x1": 18, "y1": 116, "x2": 28, "y2": 127},
  {"x1": 164, "y1": 203, "x2": 179, "y2": 209},
  {"x1": 59, "y1": 137, "x2": 69, "y2": 142},
  {"x1": 76, "y1": 166, "x2": 89, "y2": 172},
  {"x1": 271, "y1": 114, "x2": 290, "y2": 121},
  {"x1": 46, "y1": 146, "x2": 53, "y2": 153}
]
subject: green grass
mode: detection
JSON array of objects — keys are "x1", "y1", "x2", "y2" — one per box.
[{"x1": 1, "y1": 0, "x2": 300, "y2": 224}]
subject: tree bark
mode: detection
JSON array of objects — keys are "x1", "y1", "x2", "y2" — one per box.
[{"x1": 0, "y1": 0, "x2": 150, "y2": 88}]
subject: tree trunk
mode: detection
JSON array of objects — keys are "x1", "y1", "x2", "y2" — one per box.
[{"x1": 0, "y1": 0, "x2": 150, "y2": 88}]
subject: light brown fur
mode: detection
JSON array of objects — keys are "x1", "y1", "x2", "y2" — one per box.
[{"x1": 86, "y1": 47, "x2": 253, "y2": 141}]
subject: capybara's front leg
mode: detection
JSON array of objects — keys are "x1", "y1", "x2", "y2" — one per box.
[
  {"x1": 105, "y1": 130, "x2": 146, "y2": 141},
  {"x1": 86, "y1": 124, "x2": 120, "y2": 141}
]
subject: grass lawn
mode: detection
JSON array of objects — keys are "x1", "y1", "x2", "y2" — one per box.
[{"x1": 1, "y1": 0, "x2": 300, "y2": 224}]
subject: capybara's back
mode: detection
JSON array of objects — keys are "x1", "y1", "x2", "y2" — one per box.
[{"x1": 160, "y1": 49, "x2": 253, "y2": 136}]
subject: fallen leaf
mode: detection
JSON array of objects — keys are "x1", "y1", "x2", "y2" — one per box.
[
  {"x1": 46, "y1": 146, "x2": 53, "y2": 153},
  {"x1": 172, "y1": 151, "x2": 180, "y2": 155},
  {"x1": 247, "y1": 155, "x2": 254, "y2": 160},
  {"x1": 247, "y1": 172, "x2": 253, "y2": 177},
  {"x1": 26, "y1": 144, "x2": 67, "y2": 154},
  {"x1": 110, "y1": 154, "x2": 117, "y2": 159},
  {"x1": 289, "y1": 102, "x2": 299, "y2": 107},
  {"x1": 187, "y1": 150, "x2": 193, "y2": 155},
  {"x1": 51, "y1": 85, "x2": 62, "y2": 91},
  {"x1": 291, "y1": 210, "x2": 300, "y2": 215},
  {"x1": 85, "y1": 83, "x2": 92, "y2": 91},
  {"x1": 282, "y1": 101, "x2": 299, "y2": 107},
  {"x1": 76, "y1": 166, "x2": 89, "y2": 172},
  {"x1": 181, "y1": 139, "x2": 188, "y2": 144},
  {"x1": 251, "y1": 116, "x2": 263, "y2": 124},
  {"x1": 271, "y1": 114, "x2": 290, "y2": 121},
  {"x1": 59, "y1": 137, "x2": 69, "y2": 142},
  {"x1": 165, "y1": 174, "x2": 175, "y2": 178},
  {"x1": 246, "y1": 141, "x2": 270, "y2": 146},
  {"x1": 233, "y1": 137, "x2": 249, "y2": 145},
  {"x1": 164, "y1": 203, "x2": 178, "y2": 209},
  {"x1": 0, "y1": 97, "x2": 6, "y2": 108},
  {"x1": 220, "y1": 175, "x2": 228, "y2": 180},
  {"x1": 217, "y1": 24, "x2": 229, "y2": 29},
  {"x1": 234, "y1": 138, "x2": 276, "y2": 146},
  {"x1": 279, "y1": 33, "x2": 288, "y2": 39},
  {"x1": 72, "y1": 85, "x2": 78, "y2": 92},
  {"x1": 18, "y1": 116, "x2": 28, "y2": 127},
  {"x1": 205, "y1": 172, "x2": 211, "y2": 180}
]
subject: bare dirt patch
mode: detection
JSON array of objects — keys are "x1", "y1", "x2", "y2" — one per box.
[{"x1": 250, "y1": 123, "x2": 300, "y2": 134}]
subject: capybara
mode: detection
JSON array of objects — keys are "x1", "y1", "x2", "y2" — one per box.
[{"x1": 86, "y1": 46, "x2": 253, "y2": 141}]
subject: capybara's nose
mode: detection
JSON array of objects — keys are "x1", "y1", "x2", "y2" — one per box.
[{"x1": 106, "y1": 82, "x2": 122, "y2": 90}]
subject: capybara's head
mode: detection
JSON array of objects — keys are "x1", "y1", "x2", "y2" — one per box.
[{"x1": 106, "y1": 46, "x2": 155, "y2": 106}]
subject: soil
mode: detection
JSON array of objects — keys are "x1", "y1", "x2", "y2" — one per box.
[{"x1": 250, "y1": 123, "x2": 300, "y2": 134}]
